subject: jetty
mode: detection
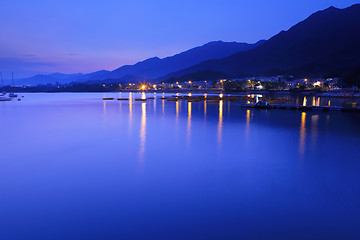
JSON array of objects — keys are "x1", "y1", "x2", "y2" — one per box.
[
  {"x1": 102, "y1": 94, "x2": 360, "y2": 113},
  {"x1": 240, "y1": 103, "x2": 360, "y2": 112}
]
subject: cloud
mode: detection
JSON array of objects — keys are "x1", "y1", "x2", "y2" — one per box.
[
  {"x1": 24, "y1": 54, "x2": 37, "y2": 57},
  {"x1": 0, "y1": 57, "x2": 56, "y2": 68},
  {"x1": 0, "y1": 57, "x2": 58, "y2": 78}
]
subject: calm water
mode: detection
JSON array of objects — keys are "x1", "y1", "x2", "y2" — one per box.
[{"x1": 1, "y1": 93, "x2": 360, "y2": 240}]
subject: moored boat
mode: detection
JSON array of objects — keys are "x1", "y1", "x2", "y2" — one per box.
[{"x1": 0, "y1": 96, "x2": 12, "y2": 101}]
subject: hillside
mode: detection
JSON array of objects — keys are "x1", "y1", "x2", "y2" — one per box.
[{"x1": 164, "y1": 4, "x2": 360, "y2": 79}]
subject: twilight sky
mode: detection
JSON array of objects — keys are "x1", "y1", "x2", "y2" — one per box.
[{"x1": 0, "y1": 0, "x2": 358, "y2": 78}]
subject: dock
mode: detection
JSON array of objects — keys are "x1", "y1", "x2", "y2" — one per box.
[
  {"x1": 102, "y1": 95, "x2": 360, "y2": 113},
  {"x1": 241, "y1": 104, "x2": 360, "y2": 112}
]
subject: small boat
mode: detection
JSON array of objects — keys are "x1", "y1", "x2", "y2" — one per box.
[
  {"x1": 9, "y1": 93, "x2": 18, "y2": 98},
  {"x1": 207, "y1": 100, "x2": 220, "y2": 103},
  {"x1": 9, "y1": 73, "x2": 17, "y2": 98},
  {"x1": 135, "y1": 98, "x2": 147, "y2": 101},
  {"x1": 117, "y1": 98, "x2": 129, "y2": 101},
  {"x1": 167, "y1": 98, "x2": 179, "y2": 101},
  {"x1": 0, "y1": 73, "x2": 6, "y2": 96},
  {"x1": 103, "y1": 97, "x2": 114, "y2": 100},
  {"x1": 255, "y1": 100, "x2": 269, "y2": 106},
  {"x1": 226, "y1": 97, "x2": 239, "y2": 101},
  {"x1": 0, "y1": 96, "x2": 11, "y2": 101},
  {"x1": 345, "y1": 102, "x2": 357, "y2": 108}
]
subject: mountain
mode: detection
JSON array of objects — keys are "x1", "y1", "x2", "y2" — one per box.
[
  {"x1": 93, "y1": 40, "x2": 265, "y2": 81},
  {"x1": 16, "y1": 40, "x2": 264, "y2": 86},
  {"x1": 163, "y1": 4, "x2": 360, "y2": 80},
  {"x1": 18, "y1": 70, "x2": 110, "y2": 86}
]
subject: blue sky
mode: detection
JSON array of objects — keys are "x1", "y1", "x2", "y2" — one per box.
[{"x1": 0, "y1": 0, "x2": 358, "y2": 78}]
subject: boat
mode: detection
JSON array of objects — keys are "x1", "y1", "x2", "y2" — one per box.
[
  {"x1": 0, "y1": 96, "x2": 11, "y2": 101},
  {"x1": 9, "y1": 73, "x2": 17, "y2": 98},
  {"x1": 9, "y1": 93, "x2": 18, "y2": 98},
  {"x1": 103, "y1": 97, "x2": 114, "y2": 100},
  {"x1": 255, "y1": 100, "x2": 269, "y2": 106},
  {"x1": 135, "y1": 98, "x2": 147, "y2": 101},
  {"x1": 0, "y1": 72, "x2": 6, "y2": 96},
  {"x1": 207, "y1": 100, "x2": 220, "y2": 103},
  {"x1": 187, "y1": 99, "x2": 200, "y2": 102}
]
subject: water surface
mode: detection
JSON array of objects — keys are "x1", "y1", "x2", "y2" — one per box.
[{"x1": 1, "y1": 93, "x2": 360, "y2": 239}]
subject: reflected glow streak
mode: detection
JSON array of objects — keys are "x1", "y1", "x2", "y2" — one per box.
[
  {"x1": 187, "y1": 102, "x2": 192, "y2": 146},
  {"x1": 303, "y1": 97, "x2": 307, "y2": 107},
  {"x1": 218, "y1": 100, "x2": 223, "y2": 147},
  {"x1": 245, "y1": 110, "x2": 250, "y2": 144},
  {"x1": 128, "y1": 93, "x2": 133, "y2": 132},
  {"x1": 129, "y1": 93, "x2": 133, "y2": 116},
  {"x1": 139, "y1": 103, "x2": 147, "y2": 168},
  {"x1": 176, "y1": 101, "x2": 179, "y2": 120},
  {"x1": 299, "y1": 112, "x2": 306, "y2": 156},
  {"x1": 311, "y1": 115, "x2": 319, "y2": 145},
  {"x1": 162, "y1": 99, "x2": 165, "y2": 114},
  {"x1": 103, "y1": 101, "x2": 106, "y2": 115},
  {"x1": 204, "y1": 100, "x2": 207, "y2": 118}
]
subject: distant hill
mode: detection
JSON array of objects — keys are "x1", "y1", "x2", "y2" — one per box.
[
  {"x1": 18, "y1": 70, "x2": 110, "y2": 86},
  {"x1": 93, "y1": 40, "x2": 265, "y2": 82},
  {"x1": 164, "y1": 4, "x2": 360, "y2": 80},
  {"x1": 17, "y1": 41, "x2": 264, "y2": 86}
]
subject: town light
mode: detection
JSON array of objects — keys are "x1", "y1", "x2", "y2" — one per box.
[{"x1": 313, "y1": 81, "x2": 321, "y2": 87}]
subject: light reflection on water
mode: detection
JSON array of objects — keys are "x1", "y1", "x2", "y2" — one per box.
[
  {"x1": 303, "y1": 96, "x2": 307, "y2": 106},
  {"x1": 299, "y1": 112, "x2": 307, "y2": 157},
  {"x1": 0, "y1": 92, "x2": 360, "y2": 239},
  {"x1": 187, "y1": 101, "x2": 192, "y2": 147},
  {"x1": 138, "y1": 102, "x2": 146, "y2": 171},
  {"x1": 245, "y1": 109, "x2": 251, "y2": 146},
  {"x1": 217, "y1": 100, "x2": 223, "y2": 148}
]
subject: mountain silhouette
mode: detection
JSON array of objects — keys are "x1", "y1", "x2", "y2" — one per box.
[
  {"x1": 17, "y1": 41, "x2": 264, "y2": 85},
  {"x1": 94, "y1": 40, "x2": 265, "y2": 81},
  {"x1": 164, "y1": 4, "x2": 360, "y2": 79},
  {"x1": 18, "y1": 70, "x2": 110, "y2": 86}
]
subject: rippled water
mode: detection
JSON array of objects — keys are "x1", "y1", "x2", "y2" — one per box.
[{"x1": 1, "y1": 93, "x2": 360, "y2": 239}]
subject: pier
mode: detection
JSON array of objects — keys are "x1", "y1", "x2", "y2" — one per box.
[
  {"x1": 103, "y1": 95, "x2": 360, "y2": 113},
  {"x1": 240, "y1": 104, "x2": 360, "y2": 112}
]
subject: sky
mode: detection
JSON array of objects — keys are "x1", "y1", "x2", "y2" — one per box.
[{"x1": 0, "y1": 0, "x2": 358, "y2": 79}]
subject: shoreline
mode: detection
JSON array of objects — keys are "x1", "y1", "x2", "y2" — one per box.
[{"x1": 5, "y1": 89, "x2": 360, "y2": 99}]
